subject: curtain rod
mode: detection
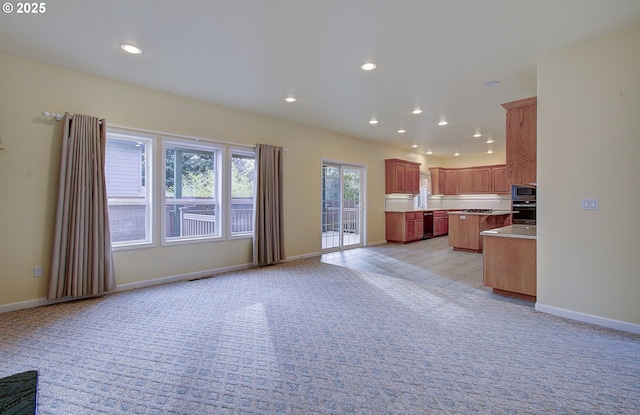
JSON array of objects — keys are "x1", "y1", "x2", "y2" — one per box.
[
  {"x1": 42, "y1": 112, "x2": 285, "y2": 151},
  {"x1": 42, "y1": 111, "x2": 104, "y2": 124}
]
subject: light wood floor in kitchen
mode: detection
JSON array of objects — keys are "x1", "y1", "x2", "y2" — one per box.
[{"x1": 320, "y1": 235, "x2": 533, "y2": 307}]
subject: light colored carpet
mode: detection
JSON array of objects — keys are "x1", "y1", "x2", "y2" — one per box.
[{"x1": 1, "y1": 259, "x2": 639, "y2": 414}]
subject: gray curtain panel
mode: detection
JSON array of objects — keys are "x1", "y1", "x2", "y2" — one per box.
[
  {"x1": 253, "y1": 144, "x2": 285, "y2": 266},
  {"x1": 48, "y1": 113, "x2": 115, "y2": 299}
]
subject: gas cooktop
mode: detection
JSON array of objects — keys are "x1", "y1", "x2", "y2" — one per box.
[{"x1": 462, "y1": 209, "x2": 494, "y2": 213}]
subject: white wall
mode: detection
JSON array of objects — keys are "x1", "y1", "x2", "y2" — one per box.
[{"x1": 537, "y1": 25, "x2": 640, "y2": 330}]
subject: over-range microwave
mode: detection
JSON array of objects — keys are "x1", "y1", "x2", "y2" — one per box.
[{"x1": 512, "y1": 184, "x2": 536, "y2": 202}]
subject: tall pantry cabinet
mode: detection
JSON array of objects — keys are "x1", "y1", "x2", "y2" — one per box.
[{"x1": 502, "y1": 97, "x2": 537, "y2": 186}]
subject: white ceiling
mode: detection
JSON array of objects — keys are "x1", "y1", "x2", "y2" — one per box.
[{"x1": 1, "y1": 1, "x2": 639, "y2": 157}]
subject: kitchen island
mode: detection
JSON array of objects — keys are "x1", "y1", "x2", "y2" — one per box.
[
  {"x1": 481, "y1": 225, "x2": 537, "y2": 301},
  {"x1": 447, "y1": 210, "x2": 514, "y2": 252}
]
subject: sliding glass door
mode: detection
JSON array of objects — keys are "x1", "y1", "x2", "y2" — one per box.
[{"x1": 321, "y1": 162, "x2": 365, "y2": 251}]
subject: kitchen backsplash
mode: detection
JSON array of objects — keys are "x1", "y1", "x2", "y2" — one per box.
[{"x1": 385, "y1": 194, "x2": 512, "y2": 211}]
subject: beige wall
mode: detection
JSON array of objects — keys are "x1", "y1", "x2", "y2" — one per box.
[
  {"x1": 537, "y1": 26, "x2": 640, "y2": 328},
  {"x1": 0, "y1": 52, "x2": 442, "y2": 308},
  {"x1": 437, "y1": 149, "x2": 506, "y2": 169}
]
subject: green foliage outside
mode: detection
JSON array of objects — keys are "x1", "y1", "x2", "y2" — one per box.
[
  {"x1": 323, "y1": 166, "x2": 360, "y2": 202},
  {"x1": 165, "y1": 147, "x2": 255, "y2": 198},
  {"x1": 231, "y1": 156, "x2": 255, "y2": 198}
]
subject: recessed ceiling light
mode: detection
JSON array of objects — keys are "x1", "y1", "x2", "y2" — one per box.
[
  {"x1": 369, "y1": 119, "x2": 378, "y2": 125},
  {"x1": 120, "y1": 43, "x2": 143, "y2": 55},
  {"x1": 426, "y1": 150, "x2": 433, "y2": 155},
  {"x1": 487, "y1": 149, "x2": 494, "y2": 154},
  {"x1": 438, "y1": 120, "x2": 448, "y2": 126},
  {"x1": 397, "y1": 129, "x2": 406, "y2": 134},
  {"x1": 284, "y1": 97, "x2": 296, "y2": 103},
  {"x1": 484, "y1": 80, "x2": 501, "y2": 88},
  {"x1": 486, "y1": 138, "x2": 494, "y2": 144},
  {"x1": 454, "y1": 152, "x2": 460, "y2": 156},
  {"x1": 411, "y1": 109, "x2": 423, "y2": 115},
  {"x1": 360, "y1": 62, "x2": 377, "y2": 71},
  {"x1": 411, "y1": 144, "x2": 418, "y2": 148},
  {"x1": 473, "y1": 133, "x2": 482, "y2": 138}
]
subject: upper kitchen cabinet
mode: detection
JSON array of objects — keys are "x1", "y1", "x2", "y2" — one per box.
[
  {"x1": 473, "y1": 167, "x2": 492, "y2": 194},
  {"x1": 502, "y1": 97, "x2": 537, "y2": 186},
  {"x1": 457, "y1": 168, "x2": 475, "y2": 194},
  {"x1": 429, "y1": 167, "x2": 458, "y2": 195},
  {"x1": 432, "y1": 165, "x2": 507, "y2": 195},
  {"x1": 385, "y1": 158, "x2": 421, "y2": 194},
  {"x1": 491, "y1": 165, "x2": 509, "y2": 193}
]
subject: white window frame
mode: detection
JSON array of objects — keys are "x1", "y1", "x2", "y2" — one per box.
[
  {"x1": 228, "y1": 147, "x2": 256, "y2": 239},
  {"x1": 161, "y1": 137, "x2": 224, "y2": 245},
  {"x1": 106, "y1": 130, "x2": 154, "y2": 250}
]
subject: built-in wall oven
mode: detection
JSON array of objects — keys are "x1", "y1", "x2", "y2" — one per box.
[{"x1": 512, "y1": 185, "x2": 536, "y2": 225}]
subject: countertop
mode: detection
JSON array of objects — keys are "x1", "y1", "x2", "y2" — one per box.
[
  {"x1": 447, "y1": 210, "x2": 516, "y2": 216},
  {"x1": 480, "y1": 225, "x2": 537, "y2": 240}
]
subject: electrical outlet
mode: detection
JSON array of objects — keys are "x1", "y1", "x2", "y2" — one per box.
[
  {"x1": 581, "y1": 197, "x2": 599, "y2": 210},
  {"x1": 33, "y1": 266, "x2": 43, "y2": 278}
]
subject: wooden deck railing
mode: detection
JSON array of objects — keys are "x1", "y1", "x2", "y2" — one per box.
[
  {"x1": 323, "y1": 207, "x2": 360, "y2": 234},
  {"x1": 178, "y1": 205, "x2": 254, "y2": 236},
  {"x1": 181, "y1": 212, "x2": 215, "y2": 236}
]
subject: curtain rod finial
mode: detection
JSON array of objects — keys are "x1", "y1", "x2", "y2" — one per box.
[{"x1": 42, "y1": 111, "x2": 63, "y2": 121}]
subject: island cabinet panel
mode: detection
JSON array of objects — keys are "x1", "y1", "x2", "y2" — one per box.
[
  {"x1": 502, "y1": 97, "x2": 537, "y2": 186},
  {"x1": 385, "y1": 212, "x2": 423, "y2": 243},
  {"x1": 448, "y1": 213, "x2": 509, "y2": 252},
  {"x1": 457, "y1": 169, "x2": 475, "y2": 194},
  {"x1": 491, "y1": 166, "x2": 509, "y2": 193},
  {"x1": 385, "y1": 159, "x2": 421, "y2": 194},
  {"x1": 483, "y1": 236, "x2": 537, "y2": 299}
]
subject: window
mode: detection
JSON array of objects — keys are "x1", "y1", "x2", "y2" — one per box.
[
  {"x1": 163, "y1": 140, "x2": 221, "y2": 242},
  {"x1": 105, "y1": 128, "x2": 254, "y2": 248},
  {"x1": 105, "y1": 132, "x2": 152, "y2": 247},
  {"x1": 230, "y1": 150, "x2": 255, "y2": 236}
]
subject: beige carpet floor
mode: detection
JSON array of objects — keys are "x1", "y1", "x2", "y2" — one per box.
[{"x1": 1, "y1": 259, "x2": 639, "y2": 414}]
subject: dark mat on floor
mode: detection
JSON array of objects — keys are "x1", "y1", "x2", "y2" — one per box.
[{"x1": 0, "y1": 371, "x2": 37, "y2": 415}]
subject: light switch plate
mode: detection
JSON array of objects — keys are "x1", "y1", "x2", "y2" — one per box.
[{"x1": 581, "y1": 197, "x2": 599, "y2": 210}]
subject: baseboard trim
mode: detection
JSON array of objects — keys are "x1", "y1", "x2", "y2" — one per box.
[
  {"x1": 535, "y1": 303, "x2": 640, "y2": 334},
  {"x1": 0, "y1": 263, "x2": 252, "y2": 315},
  {"x1": 367, "y1": 239, "x2": 387, "y2": 247},
  {"x1": 285, "y1": 252, "x2": 321, "y2": 261},
  {"x1": 114, "y1": 263, "x2": 252, "y2": 291}
]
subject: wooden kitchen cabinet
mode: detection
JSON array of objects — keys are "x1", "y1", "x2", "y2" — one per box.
[
  {"x1": 502, "y1": 97, "x2": 537, "y2": 186},
  {"x1": 448, "y1": 213, "x2": 510, "y2": 252},
  {"x1": 429, "y1": 168, "x2": 458, "y2": 195},
  {"x1": 432, "y1": 211, "x2": 449, "y2": 237},
  {"x1": 385, "y1": 212, "x2": 424, "y2": 243},
  {"x1": 457, "y1": 169, "x2": 475, "y2": 194},
  {"x1": 483, "y1": 235, "x2": 536, "y2": 301},
  {"x1": 491, "y1": 165, "x2": 509, "y2": 193},
  {"x1": 431, "y1": 165, "x2": 506, "y2": 195},
  {"x1": 474, "y1": 168, "x2": 492, "y2": 194},
  {"x1": 385, "y1": 159, "x2": 421, "y2": 194}
]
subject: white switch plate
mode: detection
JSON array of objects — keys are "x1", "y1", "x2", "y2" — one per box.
[
  {"x1": 581, "y1": 197, "x2": 599, "y2": 210},
  {"x1": 33, "y1": 266, "x2": 43, "y2": 278}
]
